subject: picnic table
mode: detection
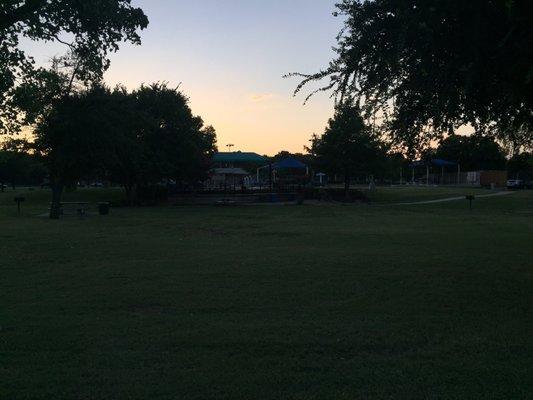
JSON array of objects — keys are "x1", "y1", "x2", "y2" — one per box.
[{"x1": 51, "y1": 201, "x2": 90, "y2": 217}]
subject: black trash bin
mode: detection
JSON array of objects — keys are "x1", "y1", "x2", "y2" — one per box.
[{"x1": 98, "y1": 202, "x2": 110, "y2": 215}]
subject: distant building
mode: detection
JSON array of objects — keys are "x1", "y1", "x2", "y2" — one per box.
[
  {"x1": 207, "y1": 151, "x2": 268, "y2": 190},
  {"x1": 466, "y1": 170, "x2": 508, "y2": 187},
  {"x1": 208, "y1": 167, "x2": 249, "y2": 190}
]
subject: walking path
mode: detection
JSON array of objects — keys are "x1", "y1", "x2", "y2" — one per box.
[{"x1": 393, "y1": 191, "x2": 513, "y2": 205}]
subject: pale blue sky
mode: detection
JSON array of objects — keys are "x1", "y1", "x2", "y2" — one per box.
[{"x1": 25, "y1": 0, "x2": 344, "y2": 154}]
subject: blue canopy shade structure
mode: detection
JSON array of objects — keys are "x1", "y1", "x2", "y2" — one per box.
[
  {"x1": 213, "y1": 152, "x2": 268, "y2": 164},
  {"x1": 273, "y1": 157, "x2": 307, "y2": 170},
  {"x1": 408, "y1": 158, "x2": 461, "y2": 186},
  {"x1": 410, "y1": 159, "x2": 457, "y2": 168},
  {"x1": 432, "y1": 158, "x2": 457, "y2": 167}
]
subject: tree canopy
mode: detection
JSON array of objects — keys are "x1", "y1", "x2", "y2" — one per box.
[
  {"x1": 132, "y1": 84, "x2": 217, "y2": 187},
  {"x1": 0, "y1": 0, "x2": 148, "y2": 132},
  {"x1": 0, "y1": 148, "x2": 46, "y2": 190},
  {"x1": 507, "y1": 152, "x2": 533, "y2": 180},
  {"x1": 33, "y1": 85, "x2": 122, "y2": 189},
  {"x1": 32, "y1": 83, "x2": 218, "y2": 217},
  {"x1": 290, "y1": 0, "x2": 533, "y2": 153},
  {"x1": 435, "y1": 134, "x2": 507, "y2": 171},
  {"x1": 309, "y1": 102, "x2": 384, "y2": 194}
]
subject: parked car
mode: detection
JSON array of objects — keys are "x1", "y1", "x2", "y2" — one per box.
[{"x1": 507, "y1": 179, "x2": 525, "y2": 189}]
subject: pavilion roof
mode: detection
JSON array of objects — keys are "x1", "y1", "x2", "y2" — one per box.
[{"x1": 213, "y1": 152, "x2": 267, "y2": 164}]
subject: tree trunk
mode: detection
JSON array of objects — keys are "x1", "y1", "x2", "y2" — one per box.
[
  {"x1": 125, "y1": 183, "x2": 137, "y2": 206},
  {"x1": 344, "y1": 174, "x2": 350, "y2": 199},
  {"x1": 49, "y1": 184, "x2": 64, "y2": 219}
]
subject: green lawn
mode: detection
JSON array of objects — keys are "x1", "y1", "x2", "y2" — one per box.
[
  {"x1": 364, "y1": 185, "x2": 493, "y2": 204},
  {"x1": 1, "y1": 188, "x2": 532, "y2": 399}
]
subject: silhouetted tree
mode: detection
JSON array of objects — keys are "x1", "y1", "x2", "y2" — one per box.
[
  {"x1": 0, "y1": 138, "x2": 47, "y2": 190},
  {"x1": 31, "y1": 83, "x2": 218, "y2": 214},
  {"x1": 382, "y1": 152, "x2": 407, "y2": 184},
  {"x1": 309, "y1": 102, "x2": 384, "y2": 196},
  {"x1": 435, "y1": 135, "x2": 507, "y2": 171},
  {"x1": 0, "y1": 0, "x2": 148, "y2": 133},
  {"x1": 272, "y1": 151, "x2": 312, "y2": 165},
  {"x1": 3, "y1": 0, "x2": 147, "y2": 217},
  {"x1": 131, "y1": 84, "x2": 217, "y2": 191},
  {"x1": 33, "y1": 85, "x2": 121, "y2": 218},
  {"x1": 290, "y1": 0, "x2": 532, "y2": 153},
  {"x1": 0, "y1": 150, "x2": 47, "y2": 190},
  {"x1": 507, "y1": 152, "x2": 533, "y2": 180}
]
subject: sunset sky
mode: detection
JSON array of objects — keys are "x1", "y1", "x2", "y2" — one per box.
[{"x1": 24, "y1": 0, "x2": 344, "y2": 155}]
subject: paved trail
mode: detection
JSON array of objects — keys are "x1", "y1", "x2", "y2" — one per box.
[{"x1": 393, "y1": 191, "x2": 513, "y2": 206}]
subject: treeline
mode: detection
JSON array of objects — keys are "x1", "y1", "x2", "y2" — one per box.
[
  {"x1": 3, "y1": 92, "x2": 532, "y2": 208},
  {"x1": 279, "y1": 103, "x2": 533, "y2": 193},
  {"x1": 0, "y1": 143, "x2": 47, "y2": 191}
]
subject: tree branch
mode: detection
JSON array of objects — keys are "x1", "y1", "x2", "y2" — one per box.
[{"x1": 0, "y1": 0, "x2": 48, "y2": 31}]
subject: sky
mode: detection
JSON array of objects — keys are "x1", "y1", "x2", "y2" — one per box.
[{"x1": 23, "y1": 0, "x2": 344, "y2": 155}]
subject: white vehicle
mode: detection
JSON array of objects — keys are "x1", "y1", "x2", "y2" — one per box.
[{"x1": 506, "y1": 179, "x2": 524, "y2": 189}]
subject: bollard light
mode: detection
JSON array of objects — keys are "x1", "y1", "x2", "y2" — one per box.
[{"x1": 465, "y1": 195, "x2": 475, "y2": 211}]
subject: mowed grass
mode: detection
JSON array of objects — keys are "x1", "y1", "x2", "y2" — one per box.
[
  {"x1": 1, "y1": 188, "x2": 532, "y2": 399},
  {"x1": 364, "y1": 185, "x2": 493, "y2": 203}
]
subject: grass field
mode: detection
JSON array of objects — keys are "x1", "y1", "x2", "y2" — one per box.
[{"x1": 1, "y1": 187, "x2": 532, "y2": 399}]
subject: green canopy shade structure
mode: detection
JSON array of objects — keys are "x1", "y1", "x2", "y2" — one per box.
[{"x1": 213, "y1": 152, "x2": 267, "y2": 164}]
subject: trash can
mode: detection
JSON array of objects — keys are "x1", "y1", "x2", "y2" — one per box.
[{"x1": 98, "y1": 202, "x2": 110, "y2": 215}]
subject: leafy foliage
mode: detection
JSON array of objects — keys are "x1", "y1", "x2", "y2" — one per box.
[
  {"x1": 290, "y1": 0, "x2": 533, "y2": 153},
  {"x1": 435, "y1": 134, "x2": 507, "y2": 171},
  {"x1": 33, "y1": 85, "x2": 119, "y2": 186},
  {"x1": 507, "y1": 152, "x2": 533, "y2": 180},
  {"x1": 31, "y1": 83, "x2": 217, "y2": 209},
  {"x1": 272, "y1": 151, "x2": 312, "y2": 165},
  {"x1": 132, "y1": 84, "x2": 217, "y2": 187},
  {"x1": 308, "y1": 102, "x2": 385, "y2": 193},
  {"x1": 0, "y1": 149, "x2": 46, "y2": 189},
  {"x1": 0, "y1": 0, "x2": 148, "y2": 132}
]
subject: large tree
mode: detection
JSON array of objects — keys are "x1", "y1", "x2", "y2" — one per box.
[
  {"x1": 33, "y1": 85, "x2": 123, "y2": 218},
  {"x1": 33, "y1": 83, "x2": 218, "y2": 216},
  {"x1": 435, "y1": 134, "x2": 507, "y2": 171},
  {"x1": 0, "y1": 0, "x2": 148, "y2": 132},
  {"x1": 132, "y1": 84, "x2": 218, "y2": 189},
  {"x1": 309, "y1": 102, "x2": 384, "y2": 195},
  {"x1": 507, "y1": 152, "x2": 533, "y2": 180},
  {"x1": 290, "y1": 0, "x2": 532, "y2": 154}
]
